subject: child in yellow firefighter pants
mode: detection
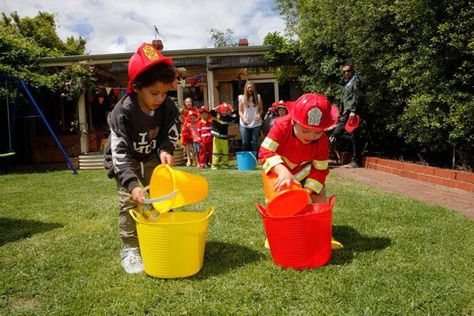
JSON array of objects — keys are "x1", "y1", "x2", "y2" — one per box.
[{"x1": 212, "y1": 137, "x2": 229, "y2": 169}]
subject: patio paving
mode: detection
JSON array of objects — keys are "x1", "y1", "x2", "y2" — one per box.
[{"x1": 332, "y1": 166, "x2": 474, "y2": 220}]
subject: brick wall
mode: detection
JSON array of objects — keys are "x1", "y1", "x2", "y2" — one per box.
[{"x1": 363, "y1": 157, "x2": 474, "y2": 193}]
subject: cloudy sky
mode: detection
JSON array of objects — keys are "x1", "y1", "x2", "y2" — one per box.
[{"x1": 1, "y1": 0, "x2": 287, "y2": 55}]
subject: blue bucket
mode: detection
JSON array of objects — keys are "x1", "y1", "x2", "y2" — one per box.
[{"x1": 236, "y1": 151, "x2": 258, "y2": 170}]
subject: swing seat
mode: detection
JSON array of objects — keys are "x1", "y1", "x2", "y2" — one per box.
[{"x1": 0, "y1": 152, "x2": 15, "y2": 158}]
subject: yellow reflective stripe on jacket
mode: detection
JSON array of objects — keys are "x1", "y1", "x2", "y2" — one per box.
[
  {"x1": 304, "y1": 178, "x2": 324, "y2": 194},
  {"x1": 261, "y1": 137, "x2": 279, "y2": 152},
  {"x1": 263, "y1": 155, "x2": 284, "y2": 173},
  {"x1": 281, "y1": 156, "x2": 298, "y2": 169},
  {"x1": 312, "y1": 159, "x2": 328, "y2": 170},
  {"x1": 293, "y1": 164, "x2": 311, "y2": 182}
]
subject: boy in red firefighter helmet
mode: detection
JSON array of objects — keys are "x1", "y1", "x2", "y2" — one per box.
[
  {"x1": 259, "y1": 93, "x2": 343, "y2": 249},
  {"x1": 104, "y1": 43, "x2": 179, "y2": 273}
]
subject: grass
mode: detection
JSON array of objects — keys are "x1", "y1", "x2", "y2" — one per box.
[{"x1": 0, "y1": 164, "x2": 473, "y2": 315}]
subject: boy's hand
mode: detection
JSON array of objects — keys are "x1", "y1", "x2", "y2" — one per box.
[
  {"x1": 131, "y1": 186, "x2": 146, "y2": 204},
  {"x1": 160, "y1": 151, "x2": 175, "y2": 167},
  {"x1": 272, "y1": 164, "x2": 296, "y2": 191}
]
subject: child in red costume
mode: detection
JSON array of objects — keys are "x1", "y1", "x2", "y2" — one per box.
[
  {"x1": 181, "y1": 110, "x2": 200, "y2": 166},
  {"x1": 181, "y1": 97, "x2": 198, "y2": 166},
  {"x1": 259, "y1": 93, "x2": 343, "y2": 249},
  {"x1": 197, "y1": 106, "x2": 213, "y2": 168}
]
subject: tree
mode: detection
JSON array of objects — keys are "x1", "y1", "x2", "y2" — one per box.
[
  {"x1": 263, "y1": 32, "x2": 301, "y2": 84},
  {"x1": 275, "y1": 0, "x2": 474, "y2": 168},
  {"x1": 210, "y1": 28, "x2": 237, "y2": 48},
  {"x1": 0, "y1": 11, "x2": 94, "y2": 99}
]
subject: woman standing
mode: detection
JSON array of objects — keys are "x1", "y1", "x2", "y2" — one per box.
[{"x1": 238, "y1": 81, "x2": 263, "y2": 152}]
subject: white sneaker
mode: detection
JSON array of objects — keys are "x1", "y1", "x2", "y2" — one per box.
[{"x1": 120, "y1": 246, "x2": 144, "y2": 274}]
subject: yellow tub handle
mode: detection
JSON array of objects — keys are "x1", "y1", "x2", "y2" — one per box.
[
  {"x1": 129, "y1": 209, "x2": 141, "y2": 223},
  {"x1": 129, "y1": 207, "x2": 215, "y2": 225}
]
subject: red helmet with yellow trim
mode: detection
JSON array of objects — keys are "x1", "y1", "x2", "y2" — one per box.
[
  {"x1": 127, "y1": 43, "x2": 174, "y2": 93},
  {"x1": 289, "y1": 93, "x2": 338, "y2": 131}
]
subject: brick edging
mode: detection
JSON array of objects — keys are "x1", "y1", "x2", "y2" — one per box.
[{"x1": 362, "y1": 157, "x2": 474, "y2": 192}]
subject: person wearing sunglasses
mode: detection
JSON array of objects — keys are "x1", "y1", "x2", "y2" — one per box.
[{"x1": 330, "y1": 63, "x2": 364, "y2": 168}]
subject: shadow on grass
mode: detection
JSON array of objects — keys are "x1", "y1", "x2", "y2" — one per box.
[
  {"x1": 0, "y1": 217, "x2": 63, "y2": 246},
  {"x1": 330, "y1": 225, "x2": 391, "y2": 265},
  {"x1": 195, "y1": 241, "x2": 265, "y2": 279}
]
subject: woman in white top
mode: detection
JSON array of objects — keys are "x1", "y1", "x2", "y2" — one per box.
[{"x1": 238, "y1": 81, "x2": 263, "y2": 152}]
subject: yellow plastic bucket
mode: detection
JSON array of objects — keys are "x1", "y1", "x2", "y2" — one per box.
[
  {"x1": 149, "y1": 165, "x2": 208, "y2": 212},
  {"x1": 130, "y1": 207, "x2": 214, "y2": 278}
]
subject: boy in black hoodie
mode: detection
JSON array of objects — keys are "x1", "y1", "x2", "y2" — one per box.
[{"x1": 104, "y1": 43, "x2": 179, "y2": 273}]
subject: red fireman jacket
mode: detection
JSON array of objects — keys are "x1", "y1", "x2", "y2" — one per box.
[
  {"x1": 181, "y1": 106, "x2": 198, "y2": 124},
  {"x1": 258, "y1": 115, "x2": 330, "y2": 194},
  {"x1": 182, "y1": 121, "x2": 199, "y2": 142},
  {"x1": 197, "y1": 119, "x2": 213, "y2": 144}
]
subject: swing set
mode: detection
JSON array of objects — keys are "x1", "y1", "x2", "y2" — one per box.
[{"x1": 1, "y1": 74, "x2": 78, "y2": 174}]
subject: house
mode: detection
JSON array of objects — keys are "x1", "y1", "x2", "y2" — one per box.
[{"x1": 32, "y1": 42, "x2": 301, "y2": 162}]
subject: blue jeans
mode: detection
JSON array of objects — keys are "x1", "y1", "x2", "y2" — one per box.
[{"x1": 240, "y1": 125, "x2": 262, "y2": 152}]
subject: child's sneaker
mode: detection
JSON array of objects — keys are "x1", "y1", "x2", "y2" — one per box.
[{"x1": 120, "y1": 246, "x2": 144, "y2": 274}]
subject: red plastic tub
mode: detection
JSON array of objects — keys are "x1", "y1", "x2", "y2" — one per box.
[{"x1": 256, "y1": 196, "x2": 335, "y2": 269}]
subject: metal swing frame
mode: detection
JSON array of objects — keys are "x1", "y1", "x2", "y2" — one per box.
[{"x1": 0, "y1": 74, "x2": 78, "y2": 174}]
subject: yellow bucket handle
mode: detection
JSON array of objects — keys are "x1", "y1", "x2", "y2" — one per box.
[{"x1": 129, "y1": 207, "x2": 215, "y2": 225}]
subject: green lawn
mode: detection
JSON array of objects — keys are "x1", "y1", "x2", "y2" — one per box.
[{"x1": 0, "y1": 166, "x2": 473, "y2": 315}]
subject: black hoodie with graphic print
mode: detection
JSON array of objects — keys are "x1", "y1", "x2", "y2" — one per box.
[{"x1": 104, "y1": 93, "x2": 179, "y2": 192}]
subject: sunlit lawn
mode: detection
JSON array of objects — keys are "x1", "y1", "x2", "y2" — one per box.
[{"x1": 0, "y1": 165, "x2": 473, "y2": 315}]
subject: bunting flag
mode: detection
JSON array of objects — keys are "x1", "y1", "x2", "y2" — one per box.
[
  {"x1": 105, "y1": 87, "x2": 112, "y2": 95},
  {"x1": 178, "y1": 73, "x2": 207, "y2": 87},
  {"x1": 188, "y1": 77, "x2": 197, "y2": 86}
]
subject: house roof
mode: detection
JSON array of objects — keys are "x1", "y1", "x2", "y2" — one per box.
[{"x1": 38, "y1": 45, "x2": 271, "y2": 68}]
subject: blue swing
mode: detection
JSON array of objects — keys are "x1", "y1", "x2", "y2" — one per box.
[{"x1": 1, "y1": 82, "x2": 15, "y2": 158}]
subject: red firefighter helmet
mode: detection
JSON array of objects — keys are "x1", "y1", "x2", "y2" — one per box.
[
  {"x1": 270, "y1": 100, "x2": 287, "y2": 112},
  {"x1": 289, "y1": 93, "x2": 338, "y2": 130},
  {"x1": 344, "y1": 114, "x2": 360, "y2": 133},
  {"x1": 187, "y1": 109, "x2": 199, "y2": 118},
  {"x1": 216, "y1": 102, "x2": 233, "y2": 114},
  {"x1": 275, "y1": 100, "x2": 287, "y2": 110},
  {"x1": 127, "y1": 43, "x2": 174, "y2": 93}
]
